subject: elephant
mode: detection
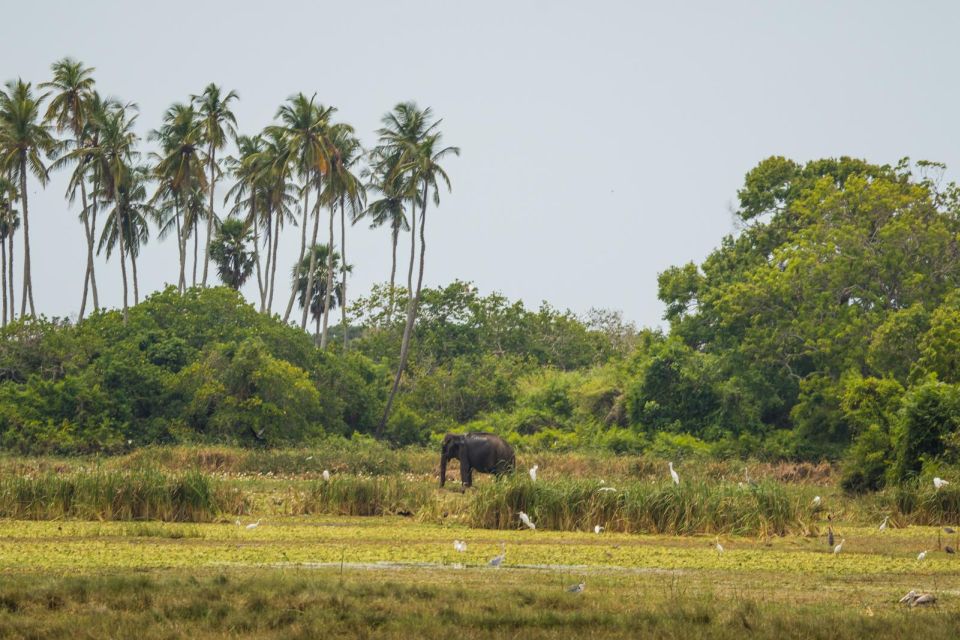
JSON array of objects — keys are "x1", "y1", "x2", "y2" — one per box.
[{"x1": 439, "y1": 432, "x2": 516, "y2": 488}]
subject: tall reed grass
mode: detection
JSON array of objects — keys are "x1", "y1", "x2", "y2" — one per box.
[
  {"x1": 0, "y1": 470, "x2": 245, "y2": 521},
  {"x1": 296, "y1": 476, "x2": 434, "y2": 516}
]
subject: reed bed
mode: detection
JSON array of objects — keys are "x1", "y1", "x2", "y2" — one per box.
[
  {"x1": 0, "y1": 470, "x2": 245, "y2": 521},
  {"x1": 296, "y1": 475, "x2": 435, "y2": 516},
  {"x1": 466, "y1": 477, "x2": 803, "y2": 536}
]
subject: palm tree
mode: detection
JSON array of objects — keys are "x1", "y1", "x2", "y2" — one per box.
[
  {"x1": 192, "y1": 84, "x2": 238, "y2": 287},
  {"x1": 291, "y1": 243, "x2": 350, "y2": 341},
  {"x1": 0, "y1": 176, "x2": 18, "y2": 325},
  {"x1": 209, "y1": 218, "x2": 254, "y2": 290},
  {"x1": 361, "y1": 150, "x2": 411, "y2": 322},
  {"x1": 376, "y1": 104, "x2": 459, "y2": 437},
  {"x1": 267, "y1": 94, "x2": 334, "y2": 325},
  {"x1": 41, "y1": 58, "x2": 99, "y2": 320},
  {"x1": 225, "y1": 134, "x2": 266, "y2": 305},
  {"x1": 250, "y1": 128, "x2": 297, "y2": 313},
  {"x1": 322, "y1": 124, "x2": 365, "y2": 349},
  {"x1": 0, "y1": 79, "x2": 60, "y2": 318},
  {"x1": 97, "y1": 165, "x2": 153, "y2": 304},
  {"x1": 66, "y1": 100, "x2": 139, "y2": 322},
  {"x1": 149, "y1": 103, "x2": 207, "y2": 291}
]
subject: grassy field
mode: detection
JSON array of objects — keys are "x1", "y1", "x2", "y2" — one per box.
[{"x1": 0, "y1": 447, "x2": 958, "y2": 638}]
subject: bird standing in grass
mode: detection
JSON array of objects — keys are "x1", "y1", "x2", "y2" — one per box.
[
  {"x1": 917, "y1": 550, "x2": 927, "y2": 561},
  {"x1": 453, "y1": 540, "x2": 467, "y2": 553},
  {"x1": 519, "y1": 511, "x2": 536, "y2": 530},
  {"x1": 934, "y1": 477, "x2": 949, "y2": 490},
  {"x1": 322, "y1": 469, "x2": 331, "y2": 482},
  {"x1": 879, "y1": 516, "x2": 889, "y2": 531},
  {"x1": 669, "y1": 462, "x2": 680, "y2": 485},
  {"x1": 489, "y1": 543, "x2": 506, "y2": 567},
  {"x1": 812, "y1": 496, "x2": 822, "y2": 508},
  {"x1": 529, "y1": 465, "x2": 538, "y2": 481},
  {"x1": 246, "y1": 519, "x2": 261, "y2": 530},
  {"x1": 715, "y1": 537, "x2": 724, "y2": 555},
  {"x1": 833, "y1": 538, "x2": 844, "y2": 555},
  {"x1": 595, "y1": 525, "x2": 604, "y2": 534}
]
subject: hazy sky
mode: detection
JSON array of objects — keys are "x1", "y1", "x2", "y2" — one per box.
[{"x1": 2, "y1": 1, "x2": 959, "y2": 329}]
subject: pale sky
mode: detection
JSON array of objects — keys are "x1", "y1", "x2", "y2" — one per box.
[{"x1": 2, "y1": 1, "x2": 958, "y2": 329}]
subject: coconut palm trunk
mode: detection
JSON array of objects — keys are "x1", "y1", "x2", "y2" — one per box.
[
  {"x1": 1, "y1": 235, "x2": 6, "y2": 326},
  {"x1": 7, "y1": 233, "x2": 13, "y2": 323},
  {"x1": 377, "y1": 188, "x2": 423, "y2": 437},
  {"x1": 18, "y1": 160, "x2": 35, "y2": 317},
  {"x1": 302, "y1": 201, "x2": 322, "y2": 333},
  {"x1": 251, "y1": 199, "x2": 264, "y2": 310},
  {"x1": 317, "y1": 204, "x2": 334, "y2": 345},
  {"x1": 130, "y1": 249, "x2": 140, "y2": 305},
  {"x1": 202, "y1": 145, "x2": 215, "y2": 286},
  {"x1": 340, "y1": 197, "x2": 348, "y2": 349},
  {"x1": 113, "y1": 185, "x2": 130, "y2": 323},
  {"x1": 388, "y1": 223, "x2": 399, "y2": 322},
  {"x1": 78, "y1": 176, "x2": 98, "y2": 321},
  {"x1": 192, "y1": 223, "x2": 198, "y2": 287},
  {"x1": 267, "y1": 208, "x2": 281, "y2": 313},
  {"x1": 261, "y1": 208, "x2": 273, "y2": 312},
  {"x1": 89, "y1": 189, "x2": 100, "y2": 309},
  {"x1": 284, "y1": 187, "x2": 311, "y2": 322}
]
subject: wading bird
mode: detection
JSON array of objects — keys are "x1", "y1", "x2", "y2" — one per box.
[
  {"x1": 453, "y1": 540, "x2": 467, "y2": 553},
  {"x1": 597, "y1": 486, "x2": 617, "y2": 493},
  {"x1": 918, "y1": 550, "x2": 927, "y2": 561},
  {"x1": 529, "y1": 465, "x2": 538, "y2": 482},
  {"x1": 812, "y1": 496, "x2": 822, "y2": 507},
  {"x1": 567, "y1": 582, "x2": 585, "y2": 593},
  {"x1": 715, "y1": 537, "x2": 724, "y2": 555},
  {"x1": 246, "y1": 519, "x2": 261, "y2": 530},
  {"x1": 879, "y1": 516, "x2": 889, "y2": 531},
  {"x1": 595, "y1": 525, "x2": 604, "y2": 534},
  {"x1": 833, "y1": 538, "x2": 845, "y2": 555},
  {"x1": 519, "y1": 511, "x2": 536, "y2": 530},
  {"x1": 322, "y1": 469, "x2": 330, "y2": 482},
  {"x1": 235, "y1": 519, "x2": 242, "y2": 527},
  {"x1": 934, "y1": 477, "x2": 949, "y2": 490},
  {"x1": 669, "y1": 462, "x2": 680, "y2": 485},
  {"x1": 489, "y1": 543, "x2": 506, "y2": 567}
]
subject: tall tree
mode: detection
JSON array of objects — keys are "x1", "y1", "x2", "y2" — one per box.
[
  {"x1": 361, "y1": 150, "x2": 411, "y2": 322},
  {"x1": 41, "y1": 58, "x2": 99, "y2": 320},
  {"x1": 193, "y1": 84, "x2": 238, "y2": 287},
  {"x1": 209, "y1": 217, "x2": 255, "y2": 290},
  {"x1": 267, "y1": 94, "x2": 334, "y2": 325},
  {"x1": 376, "y1": 104, "x2": 458, "y2": 437},
  {"x1": 291, "y1": 243, "x2": 350, "y2": 341},
  {"x1": 321, "y1": 124, "x2": 365, "y2": 349},
  {"x1": 66, "y1": 101, "x2": 139, "y2": 322},
  {"x1": 96, "y1": 165, "x2": 153, "y2": 304},
  {"x1": 149, "y1": 103, "x2": 207, "y2": 292},
  {"x1": 225, "y1": 134, "x2": 266, "y2": 305},
  {"x1": 0, "y1": 176, "x2": 18, "y2": 325},
  {"x1": 0, "y1": 79, "x2": 60, "y2": 318}
]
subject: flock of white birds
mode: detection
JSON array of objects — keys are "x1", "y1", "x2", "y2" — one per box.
[{"x1": 231, "y1": 462, "x2": 953, "y2": 600}]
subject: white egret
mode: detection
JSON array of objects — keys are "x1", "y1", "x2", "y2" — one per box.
[
  {"x1": 235, "y1": 519, "x2": 242, "y2": 527},
  {"x1": 917, "y1": 550, "x2": 927, "y2": 561},
  {"x1": 594, "y1": 525, "x2": 604, "y2": 534},
  {"x1": 566, "y1": 582, "x2": 585, "y2": 593},
  {"x1": 597, "y1": 487, "x2": 617, "y2": 493},
  {"x1": 715, "y1": 537, "x2": 724, "y2": 555},
  {"x1": 519, "y1": 511, "x2": 536, "y2": 530},
  {"x1": 453, "y1": 540, "x2": 467, "y2": 553},
  {"x1": 812, "y1": 496, "x2": 822, "y2": 507},
  {"x1": 305, "y1": 456, "x2": 313, "y2": 461},
  {"x1": 934, "y1": 477, "x2": 949, "y2": 490},
  {"x1": 879, "y1": 516, "x2": 889, "y2": 531},
  {"x1": 669, "y1": 462, "x2": 680, "y2": 486},
  {"x1": 833, "y1": 538, "x2": 845, "y2": 555},
  {"x1": 322, "y1": 470, "x2": 331, "y2": 482},
  {"x1": 489, "y1": 543, "x2": 506, "y2": 567},
  {"x1": 246, "y1": 519, "x2": 261, "y2": 530},
  {"x1": 529, "y1": 465, "x2": 538, "y2": 482}
]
